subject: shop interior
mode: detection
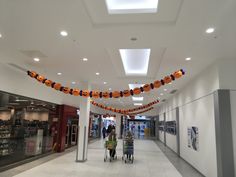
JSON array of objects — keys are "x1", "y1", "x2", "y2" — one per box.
[{"x1": 0, "y1": 91, "x2": 58, "y2": 168}]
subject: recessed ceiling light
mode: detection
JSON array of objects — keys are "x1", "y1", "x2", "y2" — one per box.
[
  {"x1": 105, "y1": 0, "x2": 159, "y2": 14},
  {"x1": 164, "y1": 89, "x2": 167, "y2": 92},
  {"x1": 104, "y1": 82, "x2": 107, "y2": 84},
  {"x1": 185, "y1": 57, "x2": 191, "y2": 61},
  {"x1": 206, "y1": 28, "x2": 215, "y2": 34},
  {"x1": 60, "y1": 31, "x2": 68, "y2": 37},
  {"x1": 83, "y1": 58, "x2": 88, "y2": 61},
  {"x1": 160, "y1": 93, "x2": 163, "y2": 96},
  {"x1": 134, "y1": 103, "x2": 143, "y2": 106},
  {"x1": 57, "y1": 72, "x2": 62, "y2": 75},
  {"x1": 120, "y1": 49, "x2": 151, "y2": 76},
  {"x1": 0, "y1": 34, "x2": 2, "y2": 38},
  {"x1": 132, "y1": 97, "x2": 144, "y2": 101},
  {"x1": 169, "y1": 83, "x2": 172, "y2": 85},
  {"x1": 33, "y1": 58, "x2": 40, "y2": 62},
  {"x1": 96, "y1": 72, "x2": 100, "y2": 76},
  {"x1": 72, "y1": 81, "x2": 76, "y2": 84},
  {"x1": 109, "y1": 88, "x2": 112, "y2": 91}
]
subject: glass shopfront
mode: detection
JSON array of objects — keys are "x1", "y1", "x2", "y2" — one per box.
[{"x1": 0, "y1": 91, "x2": 59, "y2": 169}]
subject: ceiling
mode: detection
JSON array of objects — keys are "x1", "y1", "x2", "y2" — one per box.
[{"x1": 0, "y1": 0, "x2": 236, "y2": 113}]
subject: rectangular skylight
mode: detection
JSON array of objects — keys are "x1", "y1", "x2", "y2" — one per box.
[
  {"x1": 129, "y1": 84, "x2": 144, "y2": 90},
  {"x1": 134, "y1": 103, "x2": 143, "y2": 106},
  {"x1": 120, "y1": 49, "x2": 151, "y2": 76},
  {"x1": 132, "y1": 97, "x2": 144, "y2": 101},
  {"x1": 105, "y1": 0, "x2": 158, "y2": 14}
]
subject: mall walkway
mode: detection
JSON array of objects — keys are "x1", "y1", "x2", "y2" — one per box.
[{"x1": 0, "y1": 139, "x2": 203, "y2": 177}]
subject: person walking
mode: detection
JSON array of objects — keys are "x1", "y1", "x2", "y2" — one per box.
[{"x1": 102, "y1": 126, "x2": 107, "y2": 139}]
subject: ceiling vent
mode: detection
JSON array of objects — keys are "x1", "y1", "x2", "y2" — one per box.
[
  {"x1": 170, "y1": 89, "x2": 178, "y2": 94},
  {"x1": 7, "y1": 63, "x2": 27, "y2": 72},
  {"x1": 20, "y1": 50, "x2": 47, "y2": 58},
  {"x1": 162, "y1": 99, "x2": 166, "y2": 102}
]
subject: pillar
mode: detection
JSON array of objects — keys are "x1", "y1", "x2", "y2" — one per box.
[
  {"x1": 115, "y1": 114, "x2": 122, "y2": 139},
  {"x1": 76, "y1": 82, "x2": 90, "y2": 162}
]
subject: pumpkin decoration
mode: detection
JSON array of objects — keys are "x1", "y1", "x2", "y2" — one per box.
[
  {"x1": 143, "y1": 84, "x2": 151, "y2": 92},
  {"x1": 91, "y1": 91, "x2": 99, "y2": 98},
  {"x1": 36, "y1": 75, "x2": 45, "y2": 82},
  {"x1": 153, "y1": 80, "x2": 161, "y2": 88},
  {"x1": 82, "y1": 90, "x2": 90, "y2": 97},
  {"x1": 27, "y1": 69, "x2": 185, "y2": 98},
  {"x1": 112, "y1": 91, "x2": 120, "y2": 98},
  {"x1": 44, "y1": 80, "x2": 53, "y2": 87},
  {"x1": 53, "y1": 83, "x2": 62, "y2": 90},
  {"x1": 123, "y1": 90, "x2": 131, "y2": 97},
  {"x1": 173, "y1": 71, "x2": 182, "y2": 78},
  {"x1": 133, "y1": 87, "x2": 141, "y2": 95},
  {"x1": 102, "y1": 92, "x2": 110, "y2": 99},
  {"x1": 62, "y1": 87, "x2": 70, "y2": 94},
  {"x1": 164, "y1": 76, "x2": 172, "y2": 84},
  {"x1": 28, "y1": 71, "x2": 37, "y2": 78}
]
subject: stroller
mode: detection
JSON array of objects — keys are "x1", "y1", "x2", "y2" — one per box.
[
  {"x1": 104, "y1": 140, "x2": 117, "y2": 162},
  {"x1": 122, "y1": 133, "x2": 134, "y2": 163}
]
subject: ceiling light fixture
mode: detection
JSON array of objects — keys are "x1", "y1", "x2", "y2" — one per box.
[
  {"x1": 105, "y1": 0, "x2": 159, "y2": 14},
  {"x1": 185, "y1": 57, "x2": 191, "y2": 61},
  {"x1": 109, "y1": 88, "x2": 112, "y2": 91},
  {"x1": 72, "y1": 81, "x2": 76, "y2": 84},
  {"x1": 160, "y1": 93, "x2": 163, "y2": 96},
  {"x1": 57, "y1": 72, "x2": 62, "y2": 75},
  {"x1": 96, "y1": 72, "x2": 100, "y2": 76},
  {"x1": 0, "y1": 34, "x2": 2, "y2": 38},
  {"x1": 164, "y1": 89, "x2": 167, "y2": 92},
  {"x1": 120, "y1": 49, "x2": 151, "y2": 76},
  {"x1": 83, "y1": 58, "x2": 88, "y2": 61},
  {"x1": 34, "y1": 58, "x2": 40, "y2": 62},
  {"x1": 134, "y1": 103, "x2": 143, "y2": 106},
  {"x1": 60, "y1": 31, "x2": 68, "y2": 37},
  {"x1": 104, "y1": 82, "x2": 107, "y2": 84},
  {"x1": 132, "y1": 97, "x2": 144, "y2": 101},
  {"x1": 206, "y1": 28, "x2": 215, "y2": 34}
]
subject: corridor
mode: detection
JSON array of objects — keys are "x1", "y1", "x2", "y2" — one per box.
[{"x1": 0, "y1": 139, "x2": 203, "y2": 177}]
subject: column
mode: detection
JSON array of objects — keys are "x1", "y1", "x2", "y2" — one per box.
[
  {"x1": 115, "y1": 114, "x2": 122, "y2": 139},
  {"x1": 76, "y1": 82, "x2": 90, "y2": 162}
]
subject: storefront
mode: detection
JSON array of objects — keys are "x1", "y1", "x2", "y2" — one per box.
[
  {"x1": 0, "y1": 91, "x2": 59, "y2": 169},
  {"x1": 89, "y1": 113, "x2": 101, "y2": 139}
]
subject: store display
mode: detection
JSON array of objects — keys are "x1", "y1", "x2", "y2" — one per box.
[
  {"x1": 0, "y1": 122, "x2": 14, "y2": 157},
  {"x1": 188, "y1": 126, "x2": 199, "y2": 151},
  {"x1": 158, "y1": 121, "x2": 165, "y2": 132},
  {"x1": 165, "y1": 121, "x2": 177, "y2": 135}
]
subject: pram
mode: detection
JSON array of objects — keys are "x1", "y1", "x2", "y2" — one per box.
[
  {"x1": 104, "y1": 140, "x2": 117, "y2": 162},
  {"x1": 122, "y1": 138, "x2": 134, "y2": 163}
]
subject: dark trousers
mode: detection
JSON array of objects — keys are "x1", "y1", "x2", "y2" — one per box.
[{"x1": 109, "y1": 149, "x2": 116, "y2": 157}]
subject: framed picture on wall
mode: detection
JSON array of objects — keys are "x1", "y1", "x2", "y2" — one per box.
[{"x1": 188, "y1": 126, "x2": 199, "y2": 151}]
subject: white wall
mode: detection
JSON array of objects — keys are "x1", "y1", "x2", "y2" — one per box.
[
  {"x1": 159, "y1": 113, "x2": 165, "y2": 143},
  {"x1": 179, "y1": 94, "x2": 217, "y2": 177},
  {"x1": 230, "y1": 91, "x2": 236, "y2": 176},
  {"x1": 165, "y1": 109, "x2": 177, "y2": 153},
  {"x1": 157, "y1": 63, "x2": 219, "y2": 177}
]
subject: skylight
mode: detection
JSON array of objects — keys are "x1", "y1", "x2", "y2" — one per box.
[
  {"x1": 105, "y1": 0, "x2": 158, "y2": 14},
  {"x1": 129, "y1": 84, "x2": 144, "y2": 90},
  {"x1": 132, "y1": 97, "x2": 144, "y2": 101},
  {"x1": 120, "y1": 49, "x2": 151, "y2": 76}
]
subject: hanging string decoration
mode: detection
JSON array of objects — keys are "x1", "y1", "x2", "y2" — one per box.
[
  {"x1": 90, "y1": 99, "x2": 159, "y2": 114},
  {"x1": 27, "y1": 69, "x2": 185, "y2": 99},
  {"x1": 128, "y1": 107, "x2": 154, "y2": 116}
]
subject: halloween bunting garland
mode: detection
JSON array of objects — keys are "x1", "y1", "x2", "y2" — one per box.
[
  {"x1": 90, "y1": 99, "x2": 159, "y2": 114},
  {"x1": 128, "y1": 107, "x2": 154, "y2": 116},
  {"x1": 27, "y1": 69, "x2": 185, "y2": 98}
]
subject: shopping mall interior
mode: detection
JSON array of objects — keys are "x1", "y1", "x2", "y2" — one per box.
[{"x1": 0, "y1": 0, "x2": 236, "y2": 177}]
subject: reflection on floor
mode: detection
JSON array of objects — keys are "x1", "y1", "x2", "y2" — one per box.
[
  {"x1": 0, "y1": 139, "x2": 204, "y2": 177},
  {"x1": 1, "y1": 139, "x2": 182, "y2": 177}
]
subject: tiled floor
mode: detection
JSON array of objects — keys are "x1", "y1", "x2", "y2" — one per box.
[{"x1": 1, "y1": 139, "x2": 183, "y2": 177}]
